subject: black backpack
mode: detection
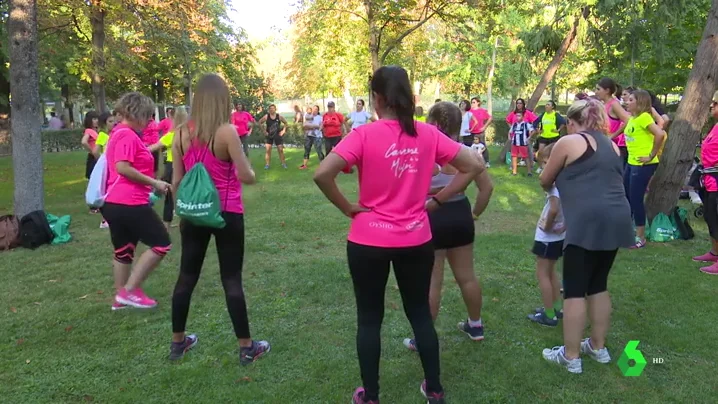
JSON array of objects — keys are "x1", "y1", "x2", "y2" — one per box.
[
  {"x1": 20, "y1": 210, "x2": 54, "y2": 249},
  {"x1": 671, "y1": 207, "x2": 695, "y2": 241}
]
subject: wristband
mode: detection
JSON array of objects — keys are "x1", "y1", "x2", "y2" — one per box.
[{"x1": 432, "y1": 196, "x2": 443, "y2": 206}]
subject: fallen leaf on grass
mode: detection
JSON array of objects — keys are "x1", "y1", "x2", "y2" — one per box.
[
  {"x1": 280, "y1": 292, "x2": 286, "y2": 297},
  {"x1": 280, "y1": 221, "x2": 285, "y2": 227},
  {"x1": 236, "y1": 376, "x2": 253, "y2": 383},
  {"x1": 79, "y1": 295, "x2": 89, "y2": 299},
  {"x1": 34, "y1": 302, "x2": 41, "y2": 305},
  {"x1": 96, "y1": 290, "x2": 104, "y2": 295},
  {"x1": 25, "y1": 359, "x2": 30, "y2": 364},
  {"x1": 250, "y1": 272, "x2": 256, "y2": 277},
  {"x1": 390, "y1": 302, "x2": 399, "y2": 310},
  {"x1": 48, "y1": 279, "x2": 59, "y2": 283},
  {"x1": 83, "y1": 395, "x2": 94, "y2": 401},
  {"x1": 492, "y1": 298, "x2": 499, "y2": 302},
  {"x1": 10, "y1": 307, "x2": 17, "y2": 313},
  {"x1": 65, "y1": 326, "x2": 73, "y2": 332},
  {"x1": 16, "y1": 338, "x2": 25, "y2": 345}
]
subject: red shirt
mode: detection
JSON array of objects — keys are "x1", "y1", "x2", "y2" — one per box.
[{"x1": 322, "y1": 112, "x2": 345, "y2": 138}]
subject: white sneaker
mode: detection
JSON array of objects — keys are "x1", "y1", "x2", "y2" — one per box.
[
  {"x1": 99, "y1": 221, "x2": 109, "y2": 229},
  {"x1": 536, "y1": 167, "x2": 543, "y2": 174},
  {"x1": 542, "y1": 346, "x2": 582, "y2": 374},
  {"x1": 580, "y1": 338, "x2": 611, "y2": 363}
]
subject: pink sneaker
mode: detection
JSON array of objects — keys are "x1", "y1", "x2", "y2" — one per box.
[
  {"x1": 115, "y1": 288, "x2": 157, "y2": 308},
  {"x1": 693, "y1": 251, "x2": 718, "y2": 263},
  {"x1": 352, "y1": 387, "x2": 378, "y2": 404},
  {"x1": 700, "y1": 263, "x2": 718, "y2": 275},
  {"x1": 111, "y1": 300, "x2": 128, "y2": 311}
]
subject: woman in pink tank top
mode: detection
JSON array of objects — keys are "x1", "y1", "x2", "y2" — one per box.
[
  {"x1": 596, "y1": 78, "x2": 630, "y2": 168},
  {"x1": 168, "y1": 74, "x2": 269, "y2": 365}
]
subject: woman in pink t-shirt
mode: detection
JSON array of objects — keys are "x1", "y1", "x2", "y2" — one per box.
[
  {"x1": 402, "y1": 102, "x2": 493, "y2": 353},
  {"x1": 693, "y1": 91, "x2": 718, "y2": 275},
  {"x1": 102, "y1": 92, "x2": 172, "y2": 311},
  {"x1": 231, "y1": 103, "x2": 255, "y2": 156},
  {"x1": 314, "y1": 66, "x2": 481, "y2": 404},
  {"x1": 169, "y1": 74, "x2": 267, "y2": 363},
  {"x1": 81, "y1": 111, "x2": 100, "y2": 180}
]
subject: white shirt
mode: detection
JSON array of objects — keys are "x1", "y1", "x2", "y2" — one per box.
[
  {"x1": 349, "y1": 110, "x2": 371, "y2": 129},
  {"x1": 535, "y1": 186, "x2": 566, "y2": 242},
  {"x1": 311, "y1": 115, "x2": 323, "y2": 138},
  {"x1": 460, "y1": 111, "x2": 473, "y2": 137}
]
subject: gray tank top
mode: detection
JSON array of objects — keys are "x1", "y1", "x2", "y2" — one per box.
[
  {"x1": 555, "y1": 130, "x2": 634, "y2": 250},
  {"x1": 428, "y1": 166, "x2": 466, "y2": 203}
]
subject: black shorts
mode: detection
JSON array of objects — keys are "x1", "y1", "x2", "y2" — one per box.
[
  {"x1": 701, "y1": 190, "x2": 718, "y2": 239},
  {"x1": 265, "y1": 135, "x2": 284, "y2": 146},
  {"x1": 562, "y1": 244, "x2": 617, "y2": 299},
  {"x1": 532, "y1": 240, "x2": 564, "y2": 260},
  {"x1": 101, "y1": 202, "x2": 171, "y2": 263},
  {"x1": 429, "y1": 197, "x2": 475, "y2": 250},
  {"x1": 324, "y1": 136, "x2": 341, "y2": 154},
  {"x1": 537, "y1": 136, "x2": 560, "y2": 146},
  {"x1": 85, "y1": 153, "x2": 97, "y2": 179}
]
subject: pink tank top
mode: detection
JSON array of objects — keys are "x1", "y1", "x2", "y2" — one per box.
[
  {"x1": 182, "y1": 138, "x2": 244, "y2": 214},
  {"x1": 605, "y1": 98, "x2": 625, "y2": 147}
]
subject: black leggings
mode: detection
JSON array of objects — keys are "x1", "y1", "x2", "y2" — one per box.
[
  {"x1": 172, "y1": 212, "x2": 250, "y2": 339},
  {"x1": 347, "y1": 241, "x2": 442, "y2": 401},
  {"x1": 563, "y1": 244, "x2": 617, "y2": 299},
  {"x1": 162, "y1": 161, "x2": 174, "y2": 223}
]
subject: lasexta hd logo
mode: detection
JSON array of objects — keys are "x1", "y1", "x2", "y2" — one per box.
[{"x1": 618, "y1": 340, "x2": 647, "y2": 376}]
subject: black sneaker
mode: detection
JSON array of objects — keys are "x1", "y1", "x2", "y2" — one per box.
[
  {"x1": 457, "y1": 320, "x2": 484, "y2": 341},
  {"x1": 239, "y1": 340, "x2": 271, "y2": 365},
  {"x1": 527, "y1": 311, "x2": 559, "y2": 327},
  {"x1": 534, "y1": 307, "x2": 563, "y2": 319},
  {"x1": 169, "y1": 334, "x2": 198, "y2": 361}
]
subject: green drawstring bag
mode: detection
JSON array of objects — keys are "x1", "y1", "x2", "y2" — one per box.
[
  {"x1": 647, "y1": 213, "x2": 677, "y2": 242},
  {"x1": 46, "y1": 214, "x2": 72, "y2": 245},
  {"x1": 505, "y1": 151, "x2": 512, "y2": 165},
  {"x1": 175, "y1": 162, "x2": 225, "y2": 229}
]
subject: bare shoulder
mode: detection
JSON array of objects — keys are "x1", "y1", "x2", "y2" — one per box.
[{"x1": 217, "y1": 123, "x2": 239, "y2": 139}]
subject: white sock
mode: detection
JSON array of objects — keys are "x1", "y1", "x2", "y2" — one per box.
[{"x1": 468, "y1": 318, "x2": 482, "y2": 328}]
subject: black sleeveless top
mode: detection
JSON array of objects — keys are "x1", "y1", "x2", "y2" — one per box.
[{"x1": 266, "y1": 114, "x2": 281, "y2": 137}]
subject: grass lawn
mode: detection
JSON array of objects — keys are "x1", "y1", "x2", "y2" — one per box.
[{"x1": 0, "y1": 148, "x2": 716, "y2": 403}]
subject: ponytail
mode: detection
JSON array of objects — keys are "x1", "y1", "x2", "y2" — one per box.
[{"x1": 371, "y1": 65, "x2": 417, "y2": 137}]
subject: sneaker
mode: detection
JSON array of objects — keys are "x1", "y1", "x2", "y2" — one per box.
[
  {"x1": 527, "y1": 172, "x2": 533, "y2": 177},
  {"x1": 542, "y1": 345, "x2": 582, "y2": 374},
  {"x1": 299, "y1": 165, "x2": 307, "y2": 170},
  {"x1": 536, "y1": 167, "x2": 543, "y2": 174},
  {"x1": 282, "y1": 164, "x2": 288, "y2": 169},
  {"x1": 352, "y1": 387, "x2": 379, "y2": 404},
  {"x1": 527, "y1": 311, "x2": 559, "y2": 327},
  {"x1": 420, "y1": 380, "x2": 446, "y2": 404},
  {"x1": 457, "y1": 320, "x2": 484, "y2": 341},
  {"x1": 90, "y1": 208, "x2": 100, "y2": 214},
  {"x1": 534, "y1": 307, "x2": 564, "y2": 319},
  {"x1": 264, "y1": 165, "x2": 270, "y2": 170},
  {"x1": 99, "y1": 220, "x2": 109, "y2": 229},
  {"x1": 485, "y1": 162, "x2": 491, "y2": 168},
  {"x1": 169, "y1": 334, "x2": 198, "y2": 361},
  {"x1": 115, "y1": 288, "x2": 157, "y2": 309},
  {"x1": 403, "y1": 338, "x2": 418, "y2": 352},
  {"x1": 239, "y1": 340, "x2": 271, "y2": 365},
  {"x1": 111, "y1": 300, "x2": 128, "y2": 311},
  {"x1": 693, "y1": 251, "x2": 718, "y2": 263},
  {"x1": 700, "y1": 262, "x2": 718, "y2": 275},
  {"x1": 580, "y1": 338, "x2": 611, "y2": 363}
]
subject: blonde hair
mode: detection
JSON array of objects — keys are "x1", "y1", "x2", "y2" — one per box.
[
  {"x1": 566, "y1": 99, "x2": 609, "y2": 133},
  {"x1": 189, "y1": 74, "x2": 231, "y2": 144},
  {"x1": 114, "y1": 92, "x2": 154, "y2": 125},
  {"x1": 631, "y1": 90, "x2": 653, "y2": 115},
  {"x1": 712, "y1": 90, "x2": 718, "y2": 103},
  {"x1": 427, "y1": 101, "x2": 462, "y2": 138},
  {"x1": 171, "y1": 106, "x2": 188, "y2": 133}
]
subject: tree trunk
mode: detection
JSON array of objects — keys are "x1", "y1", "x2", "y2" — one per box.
[
  {"x1": 645, "y1": 0, "x2": 718, "y2": 219},
  {"x1": 157, "y1": 79, "x2": 166, "y2": 119},
  {"x1": 526, "y1": 7, "x2": 587, "y2": 111},
  {"x1": 0, "y1": 54, "x2": 9, "y2": 117},
  {"x1": 486, "y1": 36, "x2": 499, "y2": 116},
  {"x1": 90, "y1": 1, "x2": 107, "y2": 113},
  {"x1": 364, "y1": 0, "x2": 380, "y2": 113},
  {"x1": 498, "y1": 90, "x2": 520, "y2": 164},
  {"x1": 9, "y1": 0, "x2": 44, "y2": 217}
]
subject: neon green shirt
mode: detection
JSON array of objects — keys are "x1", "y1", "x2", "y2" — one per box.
[
  {"x1": 541, "y1": 111, "x2": 559, "y2": 139},
  {"x1": 95, "y1": 131, "x2": 110, "y2": 153},
  {"x1": 625, "y1": 112, "x2": 659, "y2": 166},
  {"x1": 415, "y1": 115, "x2": 426, "y2": 122},
  {"x1": 159, "y1": 131, "x2": 174, "y2": 162}
]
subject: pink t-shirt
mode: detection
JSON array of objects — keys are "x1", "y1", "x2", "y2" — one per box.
[
  {"x1": 605, "y1": 98, "x2": 626, "y2": 147},
  {"x1": 142, "y1": 121, "x2": 159, "y2": 146},
  {"x1": 701, "y1": 124, "x2": 718, "y2": 192},
  {"x1": 182, "y1": 140, "x2": 244, "y2": 214},
  {"x1": 332, "y1": 120, "x2": 462, "y2": 248},
  {"x1": 469, "y1": 108, "x2": 491, "y2": 134},
  {"x1": 231, "y1": 111, "x2": 255, "y2": 136},
  {"x1": 157, "y1": 118, "x2": 173, "y2": 136},
  {"x1": 104, "y1": 123, "x2": 155, "y2": 206},
  {"x1": 506, "y1": 109, "x2": 538, "y2": 125},
  {"x1": 84, "y1": 128, "x2": 98, "y2": 150}
]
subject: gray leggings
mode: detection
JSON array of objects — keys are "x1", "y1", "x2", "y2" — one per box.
[
  {"x1": 304, "y1": 136, "x2": 324, "y2": 161},
  {"x1": 239, "y1": 135, "x2": 249, "y2": 156}
]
